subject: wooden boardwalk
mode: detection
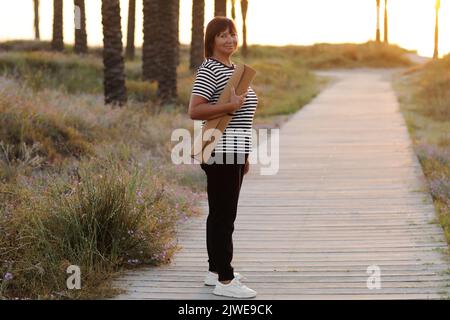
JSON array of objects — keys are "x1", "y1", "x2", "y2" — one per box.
[{"x1": 113, "y1": 69, "x2": 450, "y2": 300}]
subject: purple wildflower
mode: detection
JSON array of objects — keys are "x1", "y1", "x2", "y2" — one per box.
[
  {"x1": 127, "y1": 259, "x2": 139, "y2": 264},
  {"x1": 3, "y1": 272, "x2": 13, "y2": 281}
]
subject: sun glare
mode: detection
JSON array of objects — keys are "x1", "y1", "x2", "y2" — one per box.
[{"x1": 0, "y1": 0, "x2": 448, "y2": 58}]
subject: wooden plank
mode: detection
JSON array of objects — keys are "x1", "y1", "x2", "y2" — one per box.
[
  {"x1": 116, "y1": 273, "x2": 450, "y2": 287},
  {"x1": 123, "y1": 265, "x2": 449, "y2": 274},
  {"x1": 167, "y1": 259, "x2": 448, "y2": 266},
  {"x1": 175, "y1": 253, "x2": 446, "y2": 259},
  {"x1": 111, "y1": 294, "x2": 446, "y2": 302},
  {"x1": 176, "y1": 249, "x2": 447, "y2": 255},
  {"x1": 111, "y1": 286, "x2": 449, "y2": 295},
  {"x1": 111, "y1": 293, "x2": 444, "y2": 300},
  {"x1": 118, "y1": 269, "x2": 449, "y2": 277},
  {"x1": 113, "y1": 281, "x2": 448, "y2": 291}
]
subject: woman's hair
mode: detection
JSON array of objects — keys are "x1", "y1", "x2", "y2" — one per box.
[{"x1": 204, "y1": 17, "x2": 238, "y2": 58}]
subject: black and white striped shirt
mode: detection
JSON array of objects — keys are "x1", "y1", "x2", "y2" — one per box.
[{"x1": 191, "y1": 57, "x2": 258, "y2": 154}]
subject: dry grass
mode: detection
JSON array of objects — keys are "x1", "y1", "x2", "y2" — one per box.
[
  {"x1": 393, "y1": 54, "x2": 450, "y2": 248},
  {"x1": 0, "y1": 76, "x2": 204, "y2": 299}
]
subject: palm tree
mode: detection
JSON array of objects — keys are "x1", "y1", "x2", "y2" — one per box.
[
  {"x1": 215, "y1": 0, "x2": 227, "y2": 16},
  {"x1": 190, "y1": 0, "x2": 205, "y2": 71},
  {"x1": 174, "y1": 0, "x2": 180, "y2": 66},
  {"x1": 74, "y1": 0, "x2": 88, "y2": 54},
  {"x1": 383, "y1": 0, "x2": 388, "y2": 43},
  {"x1": 126, "y1": 0, "x2": 136, "y2": 60},
  {"x1": 34, "y1": 0, "x2": 40, "y2": 40},
  {"x1": 433, "y1": 0, "x2": 440, "y2": 59},
  {"x1": 52, "y1": 0, "x2": 64, "y2": 51},
  {"x1": 241, "y1": 0, "x2": 248, "y2": 57},
  {"x1": 101, "y1": 0, "x2": 127, "y2": 106},
  {"x1": 158, "y1": 0, "x2": 178, "y2": 104},
  {"x1": 143, "y1": 0, "x2": 160, "y2": 81},
  {"x1": 231, "y1": 0, "x2": 236, "y2": 20},
  {"x1": 375, "y1": 0, "x2": 380, "y2": 43}
]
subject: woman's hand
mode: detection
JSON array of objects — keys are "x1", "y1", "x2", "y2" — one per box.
[
  {"x1": 243, "y1": 158, "x2": 249, "y2": 175},
  {"x1": 229, "y1": 85, "x2": 247, "y2": 112}
]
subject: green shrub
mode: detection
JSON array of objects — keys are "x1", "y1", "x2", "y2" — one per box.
[{"x1": 0, "y1": 159, "x2": 184, "y2": 299}]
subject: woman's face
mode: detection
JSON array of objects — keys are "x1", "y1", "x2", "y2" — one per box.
[{"x1": 213, "y1": 27, "x2": 238, "y2": 57}]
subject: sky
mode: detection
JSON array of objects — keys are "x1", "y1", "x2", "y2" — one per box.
[{"x1": 0, "y1": 0, "x2": 448, "y2": 58}]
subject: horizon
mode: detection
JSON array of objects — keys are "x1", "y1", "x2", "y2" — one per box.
[{"x1": 0, "y1": 0, "x2": 448, "y2": 58}]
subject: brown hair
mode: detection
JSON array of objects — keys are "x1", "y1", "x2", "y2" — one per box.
[{"x1": 204, "y1": 17, "x2": 238, "y2": 58}]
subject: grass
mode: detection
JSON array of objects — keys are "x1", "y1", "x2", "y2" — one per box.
[
  {"x1": 0, "y1": 39, "x2": 419, "y2": 299},
  {"x1": 0, "y1": 40, "x2": 52, "y2": 52},
  {"x1": 0, "y1": 40, "x2": 414, "y2": 124},
  {"x1": 1, "y1": 157, "x2": 206, "y2": 299},
  {"x1": 243, "y1": 41, "x2": 414, "y2": 69},
  {"x1": 0, "y1": 83, "x2": 96, "y2": 168},
  {"x1": 393, "y1": 54, "x2": 450, "y2": 251},
  {"x1": 0, "y1": 75, "x2": 204, "y2": 299}
]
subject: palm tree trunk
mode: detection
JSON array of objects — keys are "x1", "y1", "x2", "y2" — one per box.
[
  {"x1": 101, "y1": 0, "x2": 127, "y2": 106},
  {"x1": 34, "y1": 0, "x2": 40, "y2": 40},
  {"x1": 174, "y1": 0, "x2": 180, "y2": 66},
  {"x1": 126, "y1": 0, "x2": 136, "y2": 60},
  {"x1": 241, "y1": 0, "x2": 248, "y2": 57},
  {"x1": 143, "y1": 0, "x2": 160, "y2": 81},
  {"x1": 190, "y1": 0, "x2": 205, "y2": 71},
  {"x1": 383, "y1": 0, "x2": 388, "y2": 43},
  {"x1": 433, "y1": 0, "x2": 440, "y2": 59},
  {"x1": 375, "y1": 0, "x2": 380, "y2": 43},
  {"x1": 74, "y1": 0, "x2": 88, "y2": 54},
  {"x1": 231, "y1": 0, "x2": 236, "y2": 20},
  {"x1": 52, "y1": 0, "x2": 64, "y2": 51},
  {"x1": 158, "y1": 0, "x2": 178, "y2": 104},
  {"x1": 215, "y1": 0, "x2": 227, "y2": 16}
]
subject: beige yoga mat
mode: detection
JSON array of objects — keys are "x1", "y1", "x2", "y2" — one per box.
[{"x1": 191, "y1": 64, "x2": 256, "y2": 164}]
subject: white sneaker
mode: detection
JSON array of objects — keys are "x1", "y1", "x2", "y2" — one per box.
[
  {"x1": 204, "y1": 271, "x2": 246, "y2": 286},
  {"x1": 213, "y1": 278, "x2": 257, "y2": 299}
]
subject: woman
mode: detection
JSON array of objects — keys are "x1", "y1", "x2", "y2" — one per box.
[{"x1": 188, "y1": 16, "x2": 258, "y2": 299}]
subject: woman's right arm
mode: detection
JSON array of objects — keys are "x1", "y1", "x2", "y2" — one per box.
[{"x1": 188, "y1": 97, "x2": 234, "y2": 120}]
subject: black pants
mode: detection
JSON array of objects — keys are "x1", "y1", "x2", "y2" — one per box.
[{"x1": 200, "y1": 152, "x2": 249, "y2": 281}]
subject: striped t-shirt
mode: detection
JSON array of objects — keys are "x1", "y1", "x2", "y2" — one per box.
[{"x1": 191, "y1": 57, "x2": 258, "y2": 154}]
